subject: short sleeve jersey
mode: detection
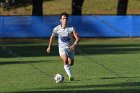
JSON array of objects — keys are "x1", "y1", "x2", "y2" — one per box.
[{"x1": 52, "y1": 25, "x2": 75, "y2": 48}]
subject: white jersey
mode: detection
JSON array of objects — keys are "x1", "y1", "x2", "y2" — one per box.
[{"x1": 52, "y1": 25, "x2": 75, "y2": 48}]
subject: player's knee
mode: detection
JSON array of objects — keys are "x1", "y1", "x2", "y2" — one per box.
[
  {"x1": 70, "y1": 62, "x2": 74, "y2": 66},
  {"x1": 69, "y1": 60, "x2": 74, "y2": 66},
  {"x1": 63, "y1": 59, "x2": 68, "y2": 64}
]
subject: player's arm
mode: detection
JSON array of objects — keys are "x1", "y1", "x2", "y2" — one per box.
[
  {"x1": 69, "y1": 31, "x2": 80, "y2": 51},
  {"x1": 73, "y1": 31, "x2": 80, "y2": 45},
  {"x1": 46, "y1": 34, "x2": 55, "y2": 53}
]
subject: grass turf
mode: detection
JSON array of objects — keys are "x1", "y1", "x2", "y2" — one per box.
[
  {"x1": 0, "y1": 0, "x2": 140, "y2": 15},
  {"x1": 0, "y1": 38, "x2": 140, "y2": 93}
]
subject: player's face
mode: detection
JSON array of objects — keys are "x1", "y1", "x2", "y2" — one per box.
[{"x1": 60, "y1": 15, "x2": 68, "y2": 27}]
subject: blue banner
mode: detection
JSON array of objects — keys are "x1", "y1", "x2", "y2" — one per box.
[{"x1": 0, "y1": 16, "x2": 140, "y2": 38}]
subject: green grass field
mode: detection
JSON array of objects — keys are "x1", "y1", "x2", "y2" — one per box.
[
  {"x1": 0, "y1": 0, "x2": 140, "y2": 15},
  {"x1": 0, "y1": 38, "x2": 140, "y2": 93}
]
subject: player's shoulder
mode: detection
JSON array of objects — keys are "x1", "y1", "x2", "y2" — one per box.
[
  {"x1": 67, "y1": 26, "x2": 75, "y2": 32},
  {"x1": 53, "y1": 25, "x2": 61, "y2": 32},
  {"x1": 54, "y1": 25, "x2": 61, "y2": 30}
]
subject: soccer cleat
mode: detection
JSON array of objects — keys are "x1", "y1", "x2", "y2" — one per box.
[{"x1": 69, "y1": 76, "x2": 74, "y2": 81}]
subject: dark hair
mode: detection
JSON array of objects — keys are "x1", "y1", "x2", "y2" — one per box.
[{"x1": 60, "y1": 12, "x2": 69, "y2": 19}]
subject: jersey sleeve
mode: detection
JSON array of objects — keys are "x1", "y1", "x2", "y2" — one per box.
[
  {"x1": 69, "y1": 27, "x2": 76, "y2": 33},
  {"x1": 52, "y1": 27, "x2": 58, "y2": 37}
]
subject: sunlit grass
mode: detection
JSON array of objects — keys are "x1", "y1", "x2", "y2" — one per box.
[
  {"x1": 0, "y1": 38, "x2": 140, "y2": 92},
  {"x1": 0, "y1": 0, "x2": 140, "y2": 15}
]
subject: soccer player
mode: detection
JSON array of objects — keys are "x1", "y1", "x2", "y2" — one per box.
[{"x1": 46, "y1": 12, "x2": 80, "y2": 81}]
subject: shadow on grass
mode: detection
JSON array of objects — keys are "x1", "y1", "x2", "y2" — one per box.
[
  {"x1": 15, "y1": 82, "x2": 140, "y2": 93},
  {"x1": 100, "y1": 76, "x2": 140, "y2": 80},
  {"x1": 1, "y1": 43, "x2": 140, "y2": 58},
  {"x1": 0, "y1": 60, "x2": 56, "y2": 65}
]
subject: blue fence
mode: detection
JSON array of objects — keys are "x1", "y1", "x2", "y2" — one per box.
[{"x1": 0, "y1": 16, "x2": 140, "y2": 38}]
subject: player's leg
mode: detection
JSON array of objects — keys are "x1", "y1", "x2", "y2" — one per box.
[
  {"x1": 60, "y1": 54, "x2": 68, "y2": 65},
  {"x1": 67, "y1": 50, "x2": 75, "y2": 81},
  {"x1": 67, "y1": 58, "x2": 74, "y2": 81},
  {"x1": 59, "y1": 48, "x2": 73, "y2": 79},
  {"x1": 68, "y1": 50, "x2": 75, "y2": 66},
  {"x1": 60, "y1": 54, "x2": 73, "y2": 78},
  {"x1": 68, "y1": 58, "x2": 74, "y2": 66}
]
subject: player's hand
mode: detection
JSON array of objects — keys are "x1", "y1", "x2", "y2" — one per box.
[
  {"x1": 69, "y1": 44, "x2": 76, "y2": 51},
  {"x1": 46, "y1": 47, "x2": 51, "y2": 53}
]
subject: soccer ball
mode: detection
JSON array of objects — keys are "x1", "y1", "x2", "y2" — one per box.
[{"x1": 54, "y1": 74, "x2": 64, "y2": 83}]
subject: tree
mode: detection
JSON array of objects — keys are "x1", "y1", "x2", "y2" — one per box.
[
  {"x1": 72, "y1": 0, "x2": 84, "y2": 15},
  {"x1": 32, "y1": 0, "x2": 43, "y2": 16},
  {"x1": 117, "y1": 0, "x2": 128, "y2": 15}
]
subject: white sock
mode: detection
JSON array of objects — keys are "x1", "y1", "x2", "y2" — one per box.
[{"x1": 64, "y1": 64, "x2": 72, "y2": 77}]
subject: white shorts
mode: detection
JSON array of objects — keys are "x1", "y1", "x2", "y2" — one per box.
[{"x1": 59, "y1": 47, "x2": 75, "y2": 59}]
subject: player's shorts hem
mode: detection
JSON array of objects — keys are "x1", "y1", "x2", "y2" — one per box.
[{"x1": 59, "y1": 48, "x2": 74, "y2": 59}]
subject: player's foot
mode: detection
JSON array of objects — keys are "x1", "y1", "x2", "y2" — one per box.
[{"x1": 69, "y1": 76, "x2": 74, "y2": 81}]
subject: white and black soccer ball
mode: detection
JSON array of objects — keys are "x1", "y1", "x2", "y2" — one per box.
[{"x1": 54, "y1": 74, "x2": 64, "y2": 83}]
